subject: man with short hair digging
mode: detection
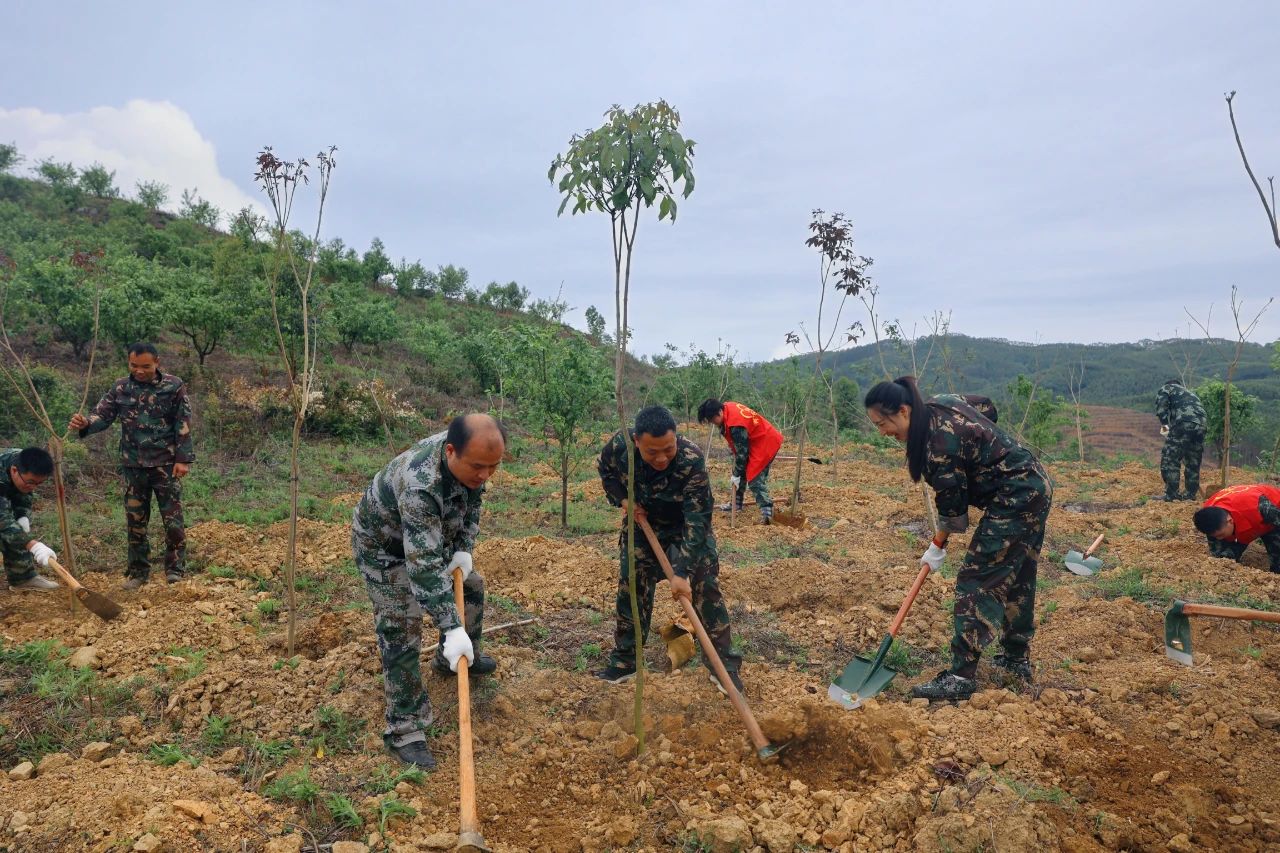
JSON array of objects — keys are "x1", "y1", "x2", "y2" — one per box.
[
  {"x1": 68, "y1": 342, "x2": 195, "y2": 589},
  {"x1": 594, "y1": 405, "x2": 744, "y2": 696},
  {"x1": 1193, "y1": 484, "x2": 1280, "y2": 573},
  {"x1": 352, "y1": 414, "x2": 505, "y2": 769},
  {"x1": 1, "y1": 447, "x2": 61, "y2": 591},
  {"x1": 697, "y1": 398, "x2": 783, "y2": 525}
]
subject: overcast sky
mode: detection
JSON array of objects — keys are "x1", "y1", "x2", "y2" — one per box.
[{"x1": 3, "y1": 2, "x2": 1278, "y2": 362}]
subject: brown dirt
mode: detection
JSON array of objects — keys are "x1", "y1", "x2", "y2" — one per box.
[{"x1": 3, "y1": 442, "x2": 1279, "y2": 851}]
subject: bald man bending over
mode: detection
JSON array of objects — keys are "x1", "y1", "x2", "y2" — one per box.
[{"x1": 352, "y1": 414, "x2": 507, "y2": 769}]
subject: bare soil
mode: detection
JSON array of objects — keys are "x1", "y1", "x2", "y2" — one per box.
[{"x1": 3, "y1": 445, "x2": 1279, "y2": 852}]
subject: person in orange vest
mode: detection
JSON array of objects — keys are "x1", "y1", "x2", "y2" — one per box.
[
  {"x1": 697, "y1": 399, "x2": 783, "y2": 524},
  {"x1": 1192, "y1": 484, "x2": 1280, "y2": 572}
]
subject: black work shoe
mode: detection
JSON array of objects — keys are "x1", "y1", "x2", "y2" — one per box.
[
  {"x1": 708, "y1": 669, "x2": 746, "y2": 698},
  {"x1": 992, "y1": 653, "x2": 1034, "y2": 683},
  {"x1": 432, "y1": 653, "x2": 497, "y2": 677},
  {"x1": 387, "y1": 740, "x2": 437, "y2": 770},
  {"x1": 594, "y1": 663, "x2": 637, "y2": 684},
  {"x1": 166, "y1": 572, "x2": 184, "y2": 584},
  {"x1": 1161, "y1": 494, "x2": 1179, "y2": 502},
  {"x1": 717, "y1": 502, "x2": 745, "y2": 513},
  {"x1": 911, "y1": 671, "x2": 977, "y2": 701},
  {"x1": 761, "y1": 507, "x2": 773, "y2": 525},
  {"x1": 122, "y1": 577, "x2": 147, "y2": 591}
]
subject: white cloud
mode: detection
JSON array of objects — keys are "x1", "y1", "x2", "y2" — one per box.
[{"x1": 0, "y1": 99, "x2": 263, "y2": 220}]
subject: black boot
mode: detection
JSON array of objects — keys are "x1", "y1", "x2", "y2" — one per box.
[
  {"x1": 911, "y1": 670, "x2": 977, "y2": 701},
  {"x1": 992, "y1": 653, "x2": 1033, "y2": 683},
  {"x1": 387, "y1": 739, "x2": 437, "y2": 770},
  {"x1": 432, "y1": 652, "x2": 498, "y2": 677}
]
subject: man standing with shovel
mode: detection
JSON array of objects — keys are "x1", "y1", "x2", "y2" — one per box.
[
  {"x1": 1, "y1": 447, "x2": 60, "y2": 591},
  {"x1": 352, "y1": 414, "x2": 505, "y2": 769},
  {"x1": 594, "y1": 405, "x2": 744, "y2": 696},
  {"x1": 697, "y1": 398, "x2": 783, "y2": 525}
]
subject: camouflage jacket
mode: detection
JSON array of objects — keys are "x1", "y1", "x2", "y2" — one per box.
[
  {"x1": 598, "y1": 430, "x2": 716, "y2": 577},
  {"x1": 79, "y1": 373, "x2": 195, "y2": 467},
  {"x1": 0, "y1": 448, "x2": 35, "y2": 551},
  {"x1": 1155, "y1": 382, "x2": 1206, "y2": 432},
  {"x1": 925, "y1": 396, "x2": 1051, "y2": 533},
  {"x1": 352, "y1": 431, "x2": 483, "y2": 631}
]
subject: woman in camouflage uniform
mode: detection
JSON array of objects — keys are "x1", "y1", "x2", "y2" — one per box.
[{"x1": 865, "y1": 376, "x2": 1053, "y2": 701}]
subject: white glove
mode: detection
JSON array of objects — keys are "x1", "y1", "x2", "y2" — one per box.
[
  {"x1": 29, "y1": 541, "x2": 56, "y2": 568},
  {"x1": 447, "y1": 551, "x2": 473, "y2": 582},
  {"x1": 1160, "y1": 425, "x2": 1169, "y2": 437},
  {"x1": 920, "y1": 543, "x2": 946, "y2": 572},
  {"x1": 442, "y1": 626, "x2": 474, "y2": 672},
  {"x1": 17, "y1": 517, "x2": 30, "y2": 534},
  {"x1": 730, "y1": 476, "x2": 741, "y2": 489}
]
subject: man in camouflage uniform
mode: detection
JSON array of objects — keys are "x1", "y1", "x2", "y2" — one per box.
[
  {"x1": 866, "y1": 383, "x2": 1052, "y2": 701},
  {"x1": 1, "y1": 447, "x2": 61, "y2": 591},
  {"x1": 1193, "y1": 484, "x2": 1280, "y2": 573},
  {"x1": 1155, "y1": 379, "x2": 1206, "y2": 501},
  {"x1": 352, "y1": 414, "x2": 505, "y2": 769},
  {"x1": 69, "y1": 342, "x2": 194, "y2": 589},
  {"x1": 595, "y1": 405, "x2": 744, "y2": 695}
]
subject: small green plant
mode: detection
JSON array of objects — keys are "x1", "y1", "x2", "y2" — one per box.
[
  {"x1": 272, "y1": 656, "x2": 301, "y2": 671},
  {"x1": 898, "y1": 529, "x2": 921, "y2": 549},
  {"x1": 157, "y1": 646, "x2": 207, "y2": 681},
  {"x1": 377, "y1": 795, "x2": 417, "y2": 835},
  {"x1": 997, "y1": 774, "x2": 1076, "y2": 808},
  {"x1": 1040, "y1": 601, "x2": 1059, "y2": 625},
  {"x1": 1058, "y1": 657, "x2": 1076, "y2": 672},
  {"x1": 1168, "y1": 682, "x2": 1182, "y2": 699},
  {"x1": 264, "y1": 767, "x2": 320, "y2": 804},
  {"x1": 1089, "y1": 567, "x2": 1172, "y2": 604},
  {"x1": 328, "y1": 668, "x2": 347, "y2": 694},
  {"x1": 147, "y1": 742, "x2": 200, "y2": 767},
  {"x1": 1241, "y1": 646, "x2": 1263, "y2": 659},
  {"x1": 365, "y1": 764, "x2": 427, "y2": 794},
  {"x1": 884, "y1": 640, "x2": 924, "y2": 676},
  {"x1": 310, "y1": 705, "x2": 363, "y2": 753},
  {"x1": 201, "y1": 715, "x2": 233, "y2": 749},
  {"x1": 206, "y1": 565, "x2": 236, "y2": 579},
  {"x1": 573, "y1": 642, "x2": 603, "y2": 672},
  {"x1": 257, "y1": 598, "x2": 282, "y2": 617},
  {"x1": 324, "y1": 793, "x2": 362, "y2": 830}
]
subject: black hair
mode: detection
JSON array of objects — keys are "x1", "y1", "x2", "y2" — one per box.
[
  {"x1": 128, "y1": 342, "x2": 159, "y2": 358},
  {"x1": 864, "y1": 375, "x2": 930, "y2": 482},
  {"x1": 16, "y1": 447, "x2": 54, "y2": 477},
  {"x1": 1193, "y1": 506, "x2": 1230, "y2": 536},
  {"x1": 446, "y1": 414, "x2": 508, "y2": 454},
  {"x1": 696, "y1": 398, "x2": 724, "y2": 424},
  {"x1": 634, "y1": 405, "x2": 677, "y2": 438}
]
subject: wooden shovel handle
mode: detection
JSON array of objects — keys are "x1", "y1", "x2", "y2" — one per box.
[
  {"x1": 452, "y1": 568, "x2": 481, "y2": 838},
  {"x1": 888, "y1": 564, "x2": 933, "y2": 637},
  {"x1": 1180, "y1": 603, "x2": 1280, "y2": 623},
  {"x1": 636, "y1": 517, "x2": 772, "y2": 754},
  {"x1": 45, "y1": 557, "x2": 83, "y2": 591},
  {"x1": 1083, "y1": 534, "x2": 1105, "y2": 558}
]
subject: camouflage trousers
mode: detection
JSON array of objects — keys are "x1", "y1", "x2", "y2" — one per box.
[
  {"x1": 610, "y1": 523, "x2": 741, "y2": 673},
  {"x1": 1161, "y1": 429, "x2": 1205, "y2": 500},
  {"x1": 950, "y1": 494, "x2": 1052, "y2": 679},
  {"x1": 123, "y1": 465, "x2": 185, "y2": 580},
  {"x1": 1208, "y1": 534, "x2": 1280, "y2": 573},
  {"x1": 355, "y1": 534, "x2": 485, "y2": 748},
  {"x1": 1, "y1": 540, "x2": 36, "y2": 585},
  {"x1": 735, "y1": 460, "x2": 775, "y2": 511}
]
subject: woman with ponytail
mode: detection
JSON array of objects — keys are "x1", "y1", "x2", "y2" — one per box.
[{"x1": 864, "y1": 376, "x2": 1052, "y2": 701}]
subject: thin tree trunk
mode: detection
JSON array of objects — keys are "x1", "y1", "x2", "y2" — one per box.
[
  {"x1": 1221, "y1": 369, "x2": 1234, "y2": 489},
  {"x1": 48, "y1": 437, "x2": 78, "y2": 615},
  {"x1": 285, "y1": 414, "x2": 302, "y2": 657},
  {"x1": 560, "y1": 451, "x2": 569, "y2": 529}
]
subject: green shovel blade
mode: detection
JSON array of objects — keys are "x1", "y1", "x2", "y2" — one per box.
[{"x1": 828, "y1": 635, "x2": 898, "y2": 710}]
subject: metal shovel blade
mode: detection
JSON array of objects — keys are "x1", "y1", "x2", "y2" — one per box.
[
  {"x1": 75, "y1": 587, "x2": 122, "y2": 621},
  {"x1": 1164, "y1": 601, "x2": 1194, "y2": 666},
  {"x1": 828, "y1": 636, "x2": 898, "y2": 710},
  {"x1": 1063, "y1": 550, "x2": 1102, "y2": 576}
]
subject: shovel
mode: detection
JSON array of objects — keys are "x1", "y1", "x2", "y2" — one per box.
[
  {"x1": 450, "y1": 567, "x2": 490, "y2": 853},
  {"x1": 1064, "y1": 534, "x2": 1105, "y2": 576},
  {"x1": 829, "y1": 564, "x2": 932, "y2": 710},
  {"x1": 636, "y1": 516, "x2": 787, "y2": 762},
  {"x1": 46, "y1": 558, "x2": 122, "y2": 622},
  {"x1": 1163, "y1": 599, "x2": 1280, "y2": 666}
]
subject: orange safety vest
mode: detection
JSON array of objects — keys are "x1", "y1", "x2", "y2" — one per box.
[
  {"x1": 1204, "y1": 484, "x2": 1280, "y2": 545},
  {"x1": 720, "y1": 402, "x2": 783, "y2": 482}
]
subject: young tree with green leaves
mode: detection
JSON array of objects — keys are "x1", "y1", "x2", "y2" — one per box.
[
  {"x1": 0, "y1": 142, "x2": 22, "y2": 174},
  {"x1": 135, "y1": 180, "x2": 169, "y2": 211},
  {"x1": 550, "y1": 100, "x2": 695, "y2": 753},
  {"x1": 78, "y1": 163, "x2": 119, "y2": 198},
  {"x1": 255, "y1": 145, "x2": 337, "y2": 658},
  {"x1": 503, "y1": 326, "x2": 612, "y2": 527},
  {"x1": 166, "y1": 269, "x2": 237, "y2": 365},
  {"x1": 1195, "y1": 379, "x2": 1260, "y2": 464}
]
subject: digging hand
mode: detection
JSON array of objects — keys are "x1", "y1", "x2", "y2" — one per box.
[
  {"x1": 668, "y1": 574, "x2": 693, "y2": 603},
  {"x1": 920, "y1": 543, "x2": 946, "y2": 573},
  {"x1": 730, "y1": 475, "x2": 741, "y2": 489},
  {"x1": 442, "y1": 627, "x2": 474, "y2": 672},
  {"x1": 448, "y1": 551, "x2": 474, "y2": 582},
  {"x1": 17, "y1": 517, "x2": 30, "y2": 534},
  {"x1": 29, "y1": 541, "x2": 56, "y2": 568},
  {"x1": 620, "y1": 501, "x2": 647, "y2": 522},
  {"x1": 1160, "y1": 425, "x2": 1169, "y2": 437}
]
